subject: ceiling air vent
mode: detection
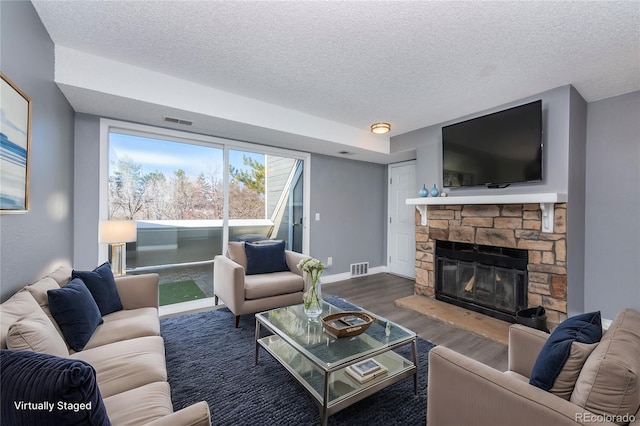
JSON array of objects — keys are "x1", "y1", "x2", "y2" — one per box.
[
  {"x1": 338, "y1": 150, "x2": 355, "y2": 155},
  {"x1": 163, "y1": 116, "x2": 193, "y2": 126}
]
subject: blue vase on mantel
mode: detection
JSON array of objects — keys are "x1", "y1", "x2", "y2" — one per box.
[
  {"x1": 419, "y1": 184, "x2": 429, "y2": 197},
  {"x1": 430, "y1": 184, "x2": 440, "y2": 197}
]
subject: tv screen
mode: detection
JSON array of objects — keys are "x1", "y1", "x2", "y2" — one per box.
[{"x1": 442, "y1": 100, "x2": 543, "y2": 188}]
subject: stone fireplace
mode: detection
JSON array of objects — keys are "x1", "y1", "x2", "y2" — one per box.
[{"x1": 412, "y1": 199, "x2": 568, "y2": 327}]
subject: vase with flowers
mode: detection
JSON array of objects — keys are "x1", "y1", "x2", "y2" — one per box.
[{"x1": 298, "y1": 257, "x2": 325, "y2": 319}]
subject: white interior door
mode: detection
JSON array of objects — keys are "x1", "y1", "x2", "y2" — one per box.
[{"x1": 388, "y1": 161, "x2": 416, "y2": 278}]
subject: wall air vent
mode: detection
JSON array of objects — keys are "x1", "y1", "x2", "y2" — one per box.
[
  {"x1": 350, "y1": 262, "x2": 369, "y2": 277},
  {"x1": 163, "y1": 116, "x2": 193, "y2": 126}
]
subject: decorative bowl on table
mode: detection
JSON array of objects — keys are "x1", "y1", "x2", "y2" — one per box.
[{"x1": 322, "y1": 311, "x2": 374, "y2": 338}]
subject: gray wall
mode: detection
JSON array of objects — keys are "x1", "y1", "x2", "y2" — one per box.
[
  {"x1": 0, "y1": 1, "x2": 75, "y2": 301},
  {"x1": 73, "y1": 113, "x2": 102, "y2": 270},
  {"x1": 584, "y1": 91, "x2": 640, "y2": 318},
  {"x1": 566, "y1": 87, "x2": 588, "y2": 315},
  {"x1": 310, "y1": 154, "x2": 387, "y2": 274}
]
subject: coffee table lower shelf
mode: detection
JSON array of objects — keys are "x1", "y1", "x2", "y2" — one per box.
[{"x1": 257, "y1": 334, "x2": 417, "y2": 423}]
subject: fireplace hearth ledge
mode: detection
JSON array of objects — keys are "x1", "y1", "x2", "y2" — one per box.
[{"x1": 406, "y1": 192, "x2": 568, "y2": 232}]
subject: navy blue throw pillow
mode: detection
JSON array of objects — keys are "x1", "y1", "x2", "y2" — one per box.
[
  {"x1": 0, "y1": 350, "x2": 111, "y2": 425},
  {"x1": 245, "y1": 241, "x2": 290, "y2": 275},
  {"x1": 48, "y1": 278, "x2": 104, "y2": 352},
  {"x1": 73, "y1": 262, "x2": 123, "y2": 316},
  {"x1": 530, "y1": 311, "x2": 602, "y2": 391}
]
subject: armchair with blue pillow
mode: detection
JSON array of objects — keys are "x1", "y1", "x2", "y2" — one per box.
[
  {"x1": 214, "y1": 241, "x2": 309, "y2": 327},
  {"x1": 427, "y1": 309, "x2": 640, "y2": 426}
]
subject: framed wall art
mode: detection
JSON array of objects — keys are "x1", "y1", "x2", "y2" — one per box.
[{"x1": 1, "y1": 73, "x2": 31, "y2": 212}]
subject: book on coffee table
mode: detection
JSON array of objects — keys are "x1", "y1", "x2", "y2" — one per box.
[
  {"x1": 345, "y1": 358, "x2": 388, "y2": 384},
  {"x1": 352, "y1": 358, "x2": 381, "y2": 376},
  {"x1": 340, "y1": 315, "x2": 368, "y2": 327}
]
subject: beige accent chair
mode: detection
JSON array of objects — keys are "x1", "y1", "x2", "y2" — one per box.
[
  {"x1": 427, "y1": 309, "x2": 640, "y2": 426},
  {"x1": 214, "y1": 242, "x2": 308, "y2": 327}
]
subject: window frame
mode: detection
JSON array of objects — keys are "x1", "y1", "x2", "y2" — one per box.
[{"x1": 99, "y1": 118, "x2": 311, "y2": 264}]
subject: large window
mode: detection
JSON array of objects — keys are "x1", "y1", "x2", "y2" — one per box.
[{"x1": 105, "y1": 124, "x2": 308, "y2": 307}]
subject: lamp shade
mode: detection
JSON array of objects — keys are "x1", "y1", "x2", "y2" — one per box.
[{"x1": 99, "y1": 220, "x2": 137, "y2": 244}]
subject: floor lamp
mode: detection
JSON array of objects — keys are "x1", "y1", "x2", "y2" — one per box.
[{"x1": 100, "y1": 220, "x2": 137, "y2": 276}]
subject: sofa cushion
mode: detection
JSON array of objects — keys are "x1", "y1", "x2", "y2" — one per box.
[
  {"x1": 70, "y1": 336, "x2": 167, "y2": 398},
  {"x1": 46, "y1": 264, "x2": 73, "y2": 286},
  {"x1": 48, "y1": 278, "x2": 104, "y2": 352},
  {"x1": 83, "y1": 307, "x2": 160, "y2": 350},
  {"x1": 548, "y1": 341, "x2": 599, "y2": 399},
  {"x1": 102, "y1": 381, "x2": 173, "y2": 426},
  {"x1": 1, "y1": 290, "x2": 47, "y2": 349},
  {"x1": 73, "y1": 262, "x2": 123, "y2": 316},
  {"x1": 570, "y1": 308, "x2": 640, "y2": 424},
  {"x1": 245, "y1": 240, "x2": 290, "y2": 275},
  {"x1": 529, "y1": 311, "x2": 602, "y2": 398},
  {"x1": 227, "y1": 241, "x2": 247, "y2": 270},
  {"x1": 6, "y1": 314, "x2": 69, "y2": 357},
  {"x1": 245, "y1": 271, "x2": 304, "y2": 300},
  {"x1": 0, "y1": 350, "x2": 110, "y2": 426},
  {"x1": 25, "y1": 276, "x2": 68, "y2": 345}
]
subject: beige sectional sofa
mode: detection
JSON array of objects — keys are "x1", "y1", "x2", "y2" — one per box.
[
  {"x1": 427, "y1": 309, "x2": 640, "y2": 426},
  {"x1": 0, "y1": 265, "x2": 211, "y2": 426}
]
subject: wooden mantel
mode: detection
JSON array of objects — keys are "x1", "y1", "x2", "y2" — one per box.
[{"x1": 406, "y1": 193, "x2": 568, "y2": 233}]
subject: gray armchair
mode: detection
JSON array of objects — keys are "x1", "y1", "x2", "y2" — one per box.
[{"x1": 213, "y1": 242, "x2": 308, "y2": 327}]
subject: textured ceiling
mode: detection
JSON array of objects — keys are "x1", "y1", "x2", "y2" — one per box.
[{"x1": 32, "y1": 0, "x2": 640, "y2": 159}]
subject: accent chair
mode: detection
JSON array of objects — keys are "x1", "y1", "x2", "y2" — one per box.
[{"x1": 213, "y1": 241, "x2": 308, "y2": 327}]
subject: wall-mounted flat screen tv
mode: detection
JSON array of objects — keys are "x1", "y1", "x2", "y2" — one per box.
[{"x1": 442, "y1": 100, "x2": 543, "y2": 188}]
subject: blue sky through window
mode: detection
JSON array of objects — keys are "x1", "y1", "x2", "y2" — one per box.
[{"x1": 109, "y1": 132, "x2": 264, "y2": 178}]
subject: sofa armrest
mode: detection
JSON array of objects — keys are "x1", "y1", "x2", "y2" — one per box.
[
  {"x1": 115, "y1": 273, "x2": 159, "y2": 309},
  {"x1": 427, "y1": 346, "x2": 615, "y2": 426},
  {"x1": 213, "y1": 255, "x2": 245, "y2": 313},
  {"x1": 285, "y1": 251, "x2": 309, "y2": 277},
  {"x1": 508, "y1": 324, "x2": 550, "y2": 377},
  {"x1": 145, "y1": 402, "x2": 210, "y2": 426}
]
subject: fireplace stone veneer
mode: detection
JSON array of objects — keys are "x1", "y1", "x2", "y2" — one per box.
[{"x1": 414, "y1": 203, "x2": 568, "y2": 326}]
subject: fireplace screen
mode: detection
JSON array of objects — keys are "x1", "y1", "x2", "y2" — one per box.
[{"x1": 436, "y1": 241, "x2": 527, "y2": 322}]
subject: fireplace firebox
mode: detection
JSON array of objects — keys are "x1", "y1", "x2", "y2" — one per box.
[{"x1": 435, "y1": 241, "x2": 528, "y2": 323}]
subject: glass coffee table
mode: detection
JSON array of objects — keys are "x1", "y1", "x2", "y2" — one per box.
[{"x1": 255, "y1": 301, "x2": 417, "y2": 426}]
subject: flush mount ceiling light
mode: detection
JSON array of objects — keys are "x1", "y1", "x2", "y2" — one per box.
[{"x1": 370, "y1": 122, "x2": 391, "y2": 134}]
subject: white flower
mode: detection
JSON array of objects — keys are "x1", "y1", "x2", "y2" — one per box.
[{"x1": 297, "y1": 257, "x2": 325, "y2": 274}]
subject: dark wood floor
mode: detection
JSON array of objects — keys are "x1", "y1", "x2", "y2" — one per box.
[{"x1": 323, "y1": 273, "x2": 508, "y2": 371}]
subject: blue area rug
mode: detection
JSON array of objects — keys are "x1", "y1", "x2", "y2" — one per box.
[{"x1": 161, "y1": 296, "x2": 435, "y2": 425}]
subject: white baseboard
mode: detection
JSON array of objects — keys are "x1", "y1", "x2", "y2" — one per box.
[{"x1": 321, "y1": 266, "x2": 388, "y2": 284}]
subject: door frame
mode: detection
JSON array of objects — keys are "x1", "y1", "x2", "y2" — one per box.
[
  {"x1": 387, "y1": 160, "x2": 417, "y2": 279},
  {"x1": 288, "y1": 160, "x2": 304, "y2": 252}
]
